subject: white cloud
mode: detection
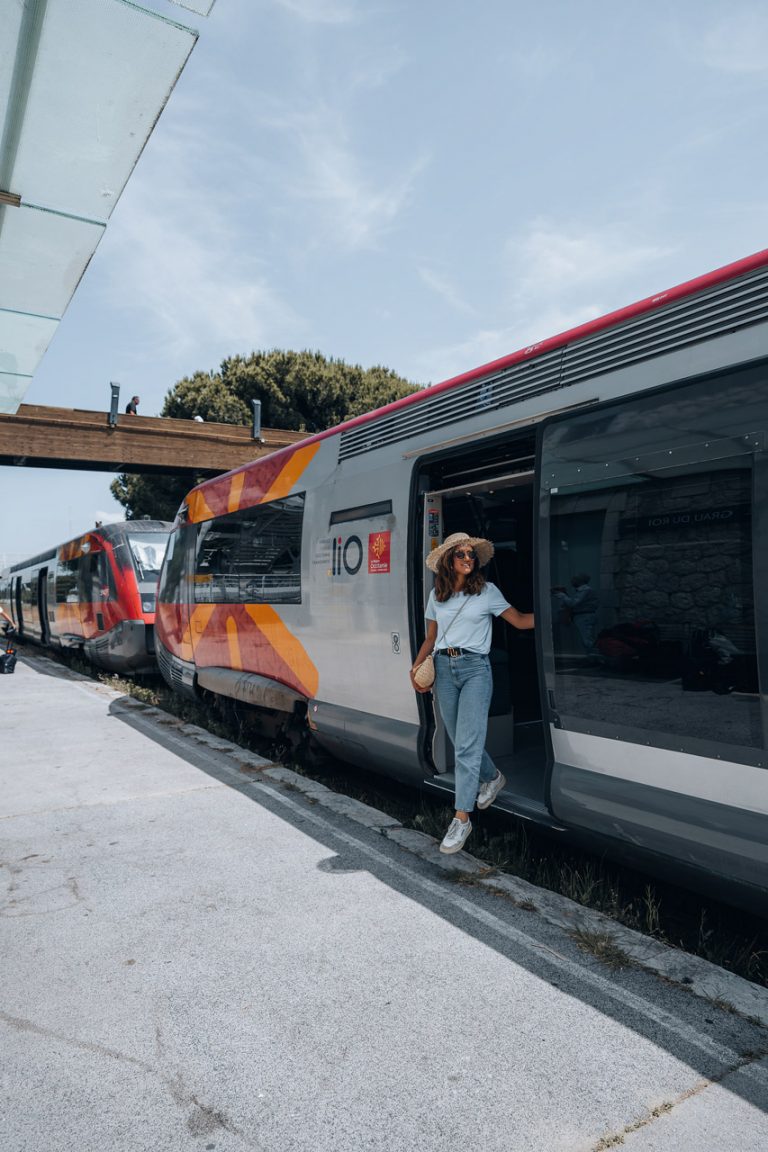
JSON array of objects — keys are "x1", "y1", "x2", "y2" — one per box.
[
  {"x1": 508, "y1": 221, "x2": 672, "y2": 299},
  {"x1": 108, "y1": 192, "x2": 299, "y2": 362},
  {"x1": 417, "y1": 267, "x2": 476, "y2": 316},
  {"x1": 689, "y1": 8, "x2": 768, "y2": 73},
  {"x1": 298, "y1": 134, "x2": 416, "y2": 249},
  {"x1": 264, "y1": 104, "x2": 428, "y2": 250},
  {"x1": 272, "y1": 0, "x2": 361, "y2": 25},
  {"x1": 348, "y1": 50, "x2": 408, "y2": 93},
  {"x1": 104, "y1": 117, "x2": 301, "y2": 365},
  {"x1": 94, "y1": 508, "x2": 123, "y2": 526},
  {"x1": 500, "y1": 44, "x2": 569, "y2": 83},
  {"x1": 412, "y1": 220, "x2": 671, "y2": 386},
  {"x1": 411, "y1": 304, "x2": 602, "y2": 389}
]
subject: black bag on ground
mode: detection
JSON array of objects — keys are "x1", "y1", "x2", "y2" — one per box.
[{"x1": 0, "y1": 648, "x2": 17, "y2": 674}]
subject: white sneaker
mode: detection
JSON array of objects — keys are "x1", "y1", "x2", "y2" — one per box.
[
  {"x1": 439, "y1": 817, "x2": 472, "y2": 854},
  {"x1": 476, "y1": 771, "x2": 506, "y2": 810}
]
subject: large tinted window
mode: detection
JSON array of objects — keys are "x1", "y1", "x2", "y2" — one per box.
[
  {"x1": 56, "y1": 558, "x2": 80, "y2": 603},
  {"x1": 193, "y1": 495, "x2": 304, "y2": 605},
  {"x1": 158, "y1": 526, "x2": 192, "y2": 605},
  {"x1": 77, "y1": 551, "x2": 114, "y2": 602},
  {"x1": 128, "y1": 532, "x2": 169, "y2": 583},
  {"x1": 541, "y1": 365, "x2": 767, "y2": 761}
]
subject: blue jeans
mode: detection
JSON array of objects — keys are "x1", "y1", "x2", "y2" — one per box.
[
  {"x1": 573, "y1": 611, "x2": 598, "y2": 653},
  {"x1": 434, "y1": 652, "x2": 498, "y2": 813}
]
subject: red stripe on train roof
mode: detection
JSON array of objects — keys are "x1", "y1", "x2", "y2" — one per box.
[{"x1": 191, "y1": 247, "x2": 768, "y2": 499}]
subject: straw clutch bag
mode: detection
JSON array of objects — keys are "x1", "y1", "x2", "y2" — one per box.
[
  {"x1": 412, "y1": 654, "x2": 435, "y2": 689},
  {"x1": 412, "y1": 595, "x2": 471, "y2": 690}
]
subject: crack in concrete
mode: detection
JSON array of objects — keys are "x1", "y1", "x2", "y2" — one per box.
[
  {"x1": 591, "y1": 1048, "x2": 768, "y2": 1149},
  {"x1": 0, "y1": 871, "x2": 86, "y2": 918},
  {"x1": 1, "y1": 1010, "x2": 263, "y2": 1150}
]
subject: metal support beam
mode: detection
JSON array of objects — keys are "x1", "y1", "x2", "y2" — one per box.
[
  {"x1": 108, "y1": 382, "x2": 120, "y2": 427},
  {"x1": 251, "y1": 398, "x2": 263, "y2": 442}
]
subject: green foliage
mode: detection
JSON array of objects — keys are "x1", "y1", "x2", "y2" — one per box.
[
  {"x1": 111, "y1": 349, "x2": 418, "y2": 520},
  {"x1": 110, "y1": 472, "x2": 199, "y2": 522},
  {"x1": 161, "y1": 369, "x2": 251, "y2": 424},
  {"x1": 216, "y1": 350, "x2": 416, "y2": 433}
]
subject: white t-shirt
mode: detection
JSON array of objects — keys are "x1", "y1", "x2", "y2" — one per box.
[{"x1": 425, "y1": 582, "x2": 511, "y2": 654}]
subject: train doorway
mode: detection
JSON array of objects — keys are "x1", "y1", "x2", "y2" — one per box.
[{"x1": 416, "y1": 433, "x2": 551, "y2": 818}]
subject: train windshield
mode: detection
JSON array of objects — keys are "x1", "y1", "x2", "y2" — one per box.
[{"x1": 128, "y1": 533, "x2": 169, "y2": 582}]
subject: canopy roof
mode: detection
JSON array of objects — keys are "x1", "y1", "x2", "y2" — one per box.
[{"x1": 0, "y1": 0, "x2": 206, "y2": 412}]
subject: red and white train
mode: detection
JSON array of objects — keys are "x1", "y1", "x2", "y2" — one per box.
[{"x1": 0, "y1": 521, "x2": 170, "y2": 674}]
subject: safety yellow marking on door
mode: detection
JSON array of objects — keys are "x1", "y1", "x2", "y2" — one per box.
[
  {"x1": 225, "y1": 615, "x2": 243, "y2": 670},
  {"x1": 227, "y1": 471, "x2": 245, "y2": 514},
  {"x1": 244, "y1": 604, "x2": 319, "y2": 696},
  {"x1": 260, "y1": 442, "x2": 321, "y2": 504}
]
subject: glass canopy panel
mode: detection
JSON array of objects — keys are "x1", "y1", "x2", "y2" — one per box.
[
  {"x1": 0, "y1": 2, "x2": 24, "y2": 134},
  {"x1": 0, "y1": 205, "x2": 105, "y2": 318},
  {"x1": 0, "y1": 372, "x2": 33, "y2": 415},
  {"x1": 5, "y1": 0, "x2": 197, "y2": 222},
  {"x1": 167, "y1": 0, "x2": 217, "y2": 13},
  {"x1": 0, "y1": 310, "x2": 58, "y2": 380}
]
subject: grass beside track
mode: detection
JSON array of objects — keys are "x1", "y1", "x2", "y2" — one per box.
[{"x1": 31, "y1": 645, "x2": 768, "y2": 990}]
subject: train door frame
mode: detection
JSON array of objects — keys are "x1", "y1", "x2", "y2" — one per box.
[
  {"x1": 12, "y1": 575, "x2": 22, "y2": 632},
  {"x1": 410, "y1": 427, "x2": 557, "y2": 819},
  {"x1": 37, "y1": 566, "x2": 50, "y2": 644}
]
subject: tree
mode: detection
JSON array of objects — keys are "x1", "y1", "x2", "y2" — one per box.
[
  {"x1": 110, "y1": 472, "x2": 196, "y2": 523},
  {"x1": 111, "y1": 350, "x2": 419, "y2": 520}
]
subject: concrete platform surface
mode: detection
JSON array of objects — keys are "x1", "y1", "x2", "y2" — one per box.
[{"x1": 2, "y1": 655, "x2": 767, "y2": 1152}]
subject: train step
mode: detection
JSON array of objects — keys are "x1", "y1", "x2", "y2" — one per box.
[{"x1": 423, "y1": 771, "x2": 567, "y2": 831}]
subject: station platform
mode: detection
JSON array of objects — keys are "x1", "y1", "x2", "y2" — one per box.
[{"x1": 2, "y1": 654, "x2": 767, "y2": 1152}]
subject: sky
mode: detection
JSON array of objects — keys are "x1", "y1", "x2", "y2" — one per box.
[{"x1": 3, "y1": 0, "x2": 768, "y2": 563}]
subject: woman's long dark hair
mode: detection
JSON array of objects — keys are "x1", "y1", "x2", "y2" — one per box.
[{"x1": 434, "y1": 548, "x2": 487, "y2": 602}]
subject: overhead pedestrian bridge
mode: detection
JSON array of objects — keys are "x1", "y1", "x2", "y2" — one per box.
[{"x1": 0, "y1": 404, "x2": 305, "y2": 475}]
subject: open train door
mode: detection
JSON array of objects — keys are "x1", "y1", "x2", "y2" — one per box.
[
  {"x1": 416, "y1": 431, "x2": 559, "y2": 825},
  {"x1": 13, "y1": 575, "x2": 22, "y2": 633},
  {"x1": 36, "y1": 566, "x2": 56, "y2": 644}
]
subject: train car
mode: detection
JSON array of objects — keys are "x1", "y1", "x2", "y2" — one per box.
[
  {"x1": 0, "y1": 521, "x2": 170, "y2": 674},
  {"x1": 156, "y1": 250, "x2": 768, "y2": 912}
]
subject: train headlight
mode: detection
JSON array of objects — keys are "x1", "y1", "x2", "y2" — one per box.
[{"x1": 142, "y1": 600, "x2": 154, "y2": 612}]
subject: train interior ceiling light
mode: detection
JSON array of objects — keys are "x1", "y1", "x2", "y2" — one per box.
[{"x1": 0, "y1": 0, "x2": 216, "y2": 415}]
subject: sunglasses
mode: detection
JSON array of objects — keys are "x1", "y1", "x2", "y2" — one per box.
[{"x1": 453, "y1": 549, "x2": 477, "y2": 560}]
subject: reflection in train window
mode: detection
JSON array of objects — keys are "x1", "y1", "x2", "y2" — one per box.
[
  {"x1": 194, "y1": 495, "x2": 304, "y2": 605},
  {"x1": 158, "y1": 526, "x2": 192, "y2": 605},
  {"x1": 128, "y1": 533, "x2": 169, "y2": 582},
  {"x1": 56, "y1": 558, "x2": 79, "y2": 603},
  {"x1": 78, "y1": 550, "x2": 115, "y2": 603},
  {"x1": 542, "y1": 365, "x2": 766, "y2": 758}
]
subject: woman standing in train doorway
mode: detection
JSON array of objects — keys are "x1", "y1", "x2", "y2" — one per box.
[{"x1": 410, "y1": 532, "x2": 534, "y2": 855}]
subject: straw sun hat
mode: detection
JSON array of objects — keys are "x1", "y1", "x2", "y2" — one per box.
[{"x1": 425, "y1": 532, "x2": 494, "y2": 573}]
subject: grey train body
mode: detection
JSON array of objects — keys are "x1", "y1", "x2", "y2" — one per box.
[{"x1": 159, "y1": 259, "x2": 768, "y2": 914}]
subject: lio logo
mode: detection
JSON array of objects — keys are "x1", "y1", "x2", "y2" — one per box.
[{"x1": 332, "y1": 534, "x2": 363, "y2": 576}]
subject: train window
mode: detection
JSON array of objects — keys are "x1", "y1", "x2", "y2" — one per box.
[
  {"x1": 128, "y1": 532, "x2": 168, "y2": 583},
  {"x1": 159, "y1": 527, "x2": 191, "y2": 604},
  {"x1": 78, "y1": 552, "x2": 100, "y2": 603},
  {"x1": 56, "y1": 558, "x2": 80, "y2": 603},
  {"x1": 330, "y1": 500, "x2": 392, "y2": 525},
  {"x1": 193, "y1": 494, "x2": 304, "y2": 605},
  {"x1": 98, "y1": 551, "x2": 117, "y2": 601},
  {"x1": 541, "y1": 364, "x2": 767, "y2": 762}
]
